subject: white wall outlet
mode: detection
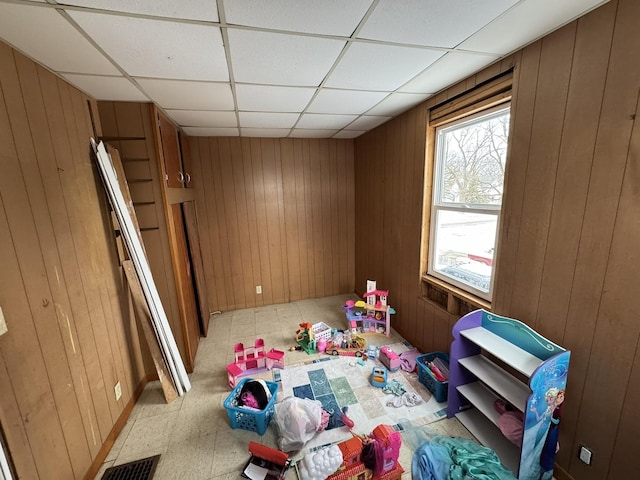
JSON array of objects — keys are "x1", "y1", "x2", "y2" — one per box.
[
  {"x1": 0, "y1": 307, "x2": 7, "y2": 336},
  {"x1": 114, "y1": 381, "x2": 122, "y2": 401},
  {"x1": 579, "y1": 445, "x2": 593, "y2": 465},
  {"x1": 256, "y1": 285, "x2": 262, "y2": 294}
]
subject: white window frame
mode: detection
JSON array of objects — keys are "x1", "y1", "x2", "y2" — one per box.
[{"x1": 427, "y1": 104, "x2": 510, "y2": 302}]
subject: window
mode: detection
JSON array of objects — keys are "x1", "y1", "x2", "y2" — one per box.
[{"x1": 427, "y1": 104, "x2": 510, "y2": 301}]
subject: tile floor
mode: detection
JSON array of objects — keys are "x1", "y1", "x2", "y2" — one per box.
[{"x1": 95, "y1": 294, "x2": 473, "y2": 479}]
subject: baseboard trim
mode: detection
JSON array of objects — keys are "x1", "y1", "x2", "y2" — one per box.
[
  {"x1": 554, "y1": 463, "x2": 575, "y2": 480},
  {"x1": 82, "y1": 375, "x2": 151, "y2": 480}
]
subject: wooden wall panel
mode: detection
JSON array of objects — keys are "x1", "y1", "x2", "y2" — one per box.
[
  {"x1": 536, "y1": 3, "x2": 617, "y2": 468},
  {"x1": 191, "y1": 138, "x2": 355, "y2": 311},
  {"x1": 507, "y1": 24, "x2": 576, "y2": 332},
  {"x1": 0, "y1": 42, "x2": 147, "y2": 479},
  {"x1": 354, "y1": 1, "x2": 639, "y2": 478}
]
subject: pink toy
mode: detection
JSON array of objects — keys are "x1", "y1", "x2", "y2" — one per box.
[
  {"x1": 226, "y1": 339, "x2": 285, "y2": 388},
  {"x1": 240, "y1": 391, "x2": 260, "y2": 409},
  {"x1": 343, "y1": 280, "x2": 396, "y2": 337},
  {"x1": 340, "y1": 406, "x2": 355, "y2": 428},
  {"x1": 379, "y1": 346, "x2": 401, "y2": 372}
]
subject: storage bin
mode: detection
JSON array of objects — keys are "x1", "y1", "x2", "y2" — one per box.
[
  {"x1": 417, "y1": 352, "x2": 449, "y2": 403},
  {"x1": 224, "y1": 378, "x2": 279, "y2": 435},
  {"x1": 312, "y1": 322, "x2": 333, "y2": 342}
]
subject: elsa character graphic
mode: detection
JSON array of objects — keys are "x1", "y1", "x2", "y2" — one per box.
[
  {"x1": 540, "y1": 389, "x2": 565, "y2": 477},
  {"x1": 520, "y1": 387, "x2": 559, "y2": 480}
]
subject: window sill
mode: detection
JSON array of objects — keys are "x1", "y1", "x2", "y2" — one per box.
[{"x1": 420, "y1": 275, "x2": 491, "y2": 316}]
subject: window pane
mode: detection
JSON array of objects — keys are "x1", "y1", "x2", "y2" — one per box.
[
  {"x1": 431, "y1": 210, "x2": 497, "y2": 294},
  {"x1": 437, "y1": 109, "x2": 510, "y2": 206}
]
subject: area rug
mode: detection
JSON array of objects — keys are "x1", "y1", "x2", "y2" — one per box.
[{"x1": 276, "y1": 343, "x2": 447, "y2": 454}]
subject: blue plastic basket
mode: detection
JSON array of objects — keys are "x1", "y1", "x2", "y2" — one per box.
[
  {"x1": 224, "y1": 378, "x2": 278, "y2": 435},
  {"x1": 417, "y1": 352, "x2": 449, "y2": 403}
]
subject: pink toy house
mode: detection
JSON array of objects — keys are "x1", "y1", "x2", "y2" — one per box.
[
  {"x1": 226, "y1": 338, "x2": 285, "y2": 388},
  {"x1": 344, "y1": 280, "x2": 396, "y2": 336}
]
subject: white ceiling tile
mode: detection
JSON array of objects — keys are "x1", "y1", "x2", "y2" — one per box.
[
  {"x1": 61, "y1": 0, "x2": 219, "y2": 21},
  {"x1": 165, "y1": 110, "x2": 237, "y2": 128},
  {"x1": 0, "y1": 3, "x2": 118, "y2": 75},
  {"x1": 223, "y1": 0, "x2": 372, "y2": 36},
  {"x1": 359, "y1": 0, "x2": 519, "y2": 48},
  {"x1": 289, "y1": 129, "x2": 339, "y2": 138},
  {"x1": 399, "y1": 51, "x2": 498, "y2": 94},
  {"x1": 333, "y1": 130, "x2": 366, "y2": 139},
  {"x1": 241, "y1": 128, "x2": 291, "y2": 138},
  {"x1": 345, "y1": 116, "x2": 391, "y2": 130},
  {"x1": 136, "y1": 79, "x2": 234, "y2": 110},
  {"x1": 366, "y1": 92, "x2": 432, "y2": 116},
  {"x1": 326, "y1": 42, "x2": 444, "y2": 90},
  {"x1": 239, "y1": 112, "x2": 300, "y2": 129},
  {"x1": 307, "y1": 89, "x2": 388, "y2": 115},
  {"x1": 61, "y1": 74, "x2": 148, "y2": 101},
  {"x1": 236, "y1": 85, "x2": 316, "y2": 112},
  {"x1": 296, "y1": 114, "x2": 358, "y2": 130},
  {"x1": 460, "y1": 0, "x2": 609, "y2": 55},
  {"x1": 228, "y1": 30, "x2": 345, "y2": 86},
  {"x1": 182, "y1": 127, "x2": 239, "y2": 137},
  {"x1": 69, "y1": 11, "x2": 228, "y2": 80}
]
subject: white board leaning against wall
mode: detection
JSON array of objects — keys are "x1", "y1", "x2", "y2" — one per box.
[{"x1": 91, "y1": 139, "x2": 190, "y2": 395}]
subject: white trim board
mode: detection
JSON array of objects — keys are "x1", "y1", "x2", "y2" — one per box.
[{"x1": 92, "y1": 139, "x2": 191, "y2": 395}]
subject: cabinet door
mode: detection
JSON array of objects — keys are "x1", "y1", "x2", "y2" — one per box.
[
  {"x1": 168, "y1": 203, "x2": 200, "y2": 370},
  {"x1": 178, "y1": 131, "x2": 193, "y2": 189},
  {"x1": 157, "y1": 112, "x2": 183, "y2": 188}
]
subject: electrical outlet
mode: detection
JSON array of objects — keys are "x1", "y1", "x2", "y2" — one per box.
[
  {"x1": 579, "y1": 445, "x2": 593, "y2": 465},
  {"x1": 256, "y1": 285, "x2": 262, "y2": 294},
  {"x1": 114, "y1": 381, "x2": 122, "y2": 401}
]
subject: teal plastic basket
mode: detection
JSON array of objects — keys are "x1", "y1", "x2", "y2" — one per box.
[
  {"x1": 417, "y1": 352, "x2": 449, "y2": 403},
  {"x1": 224, "y1": 378, "x2": 278, "y2": 435}
]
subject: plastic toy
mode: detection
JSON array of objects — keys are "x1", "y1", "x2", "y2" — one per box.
[
  {"x1": 324, "y1": 331, "x2": 367, "y2": 358},
  {"x1": 343, "y1": 280, "x2": 396, "y2": 337},
  {"x1": 340, "y1": 406, "x2": 355, "y2": 428},
  {"x1": 226, "y1": 339, "x2": 285, "y2": 388},
  {"x1": 366, "y1": 345, "x2": 378, "y2": 360},
  {"x1": 370, "y1": 366, "x2": 388, "y2": 388},
  {"x1": 379, "y1": 346, "x2": 401, "y2": 372},
  {"x1": 295, "y1": 322, "x2": 332, "y2": 354},
  {"x1": 300, "y1": 424, "x2": 404, "y2": 480},
  {"x1": 295, "y1": 322, "x2": 316, "y2": 354}
]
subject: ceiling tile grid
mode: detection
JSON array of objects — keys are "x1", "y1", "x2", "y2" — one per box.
[{"x1": 0, "y1": 0, "x2": 611, "y2": 138}]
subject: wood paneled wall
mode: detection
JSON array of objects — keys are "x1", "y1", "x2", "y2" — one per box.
[
  {"x1": 189, "y1": 137, "x2": 355, "y2": 311},
  {"x1": 0, "y1": 43, "x2": 150, "y2": 478},
  {"x1": 354, "y1": 1, "x2": 639, "y2": 478}
]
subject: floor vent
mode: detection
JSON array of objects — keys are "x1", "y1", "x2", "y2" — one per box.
[{"x1": 101, "y1": 455, "x2": 160, "y2": 480}]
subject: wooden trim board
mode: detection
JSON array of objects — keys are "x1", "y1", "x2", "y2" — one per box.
[{"x1": 92, "y1": 139, "x2": 190, "y2": 395}]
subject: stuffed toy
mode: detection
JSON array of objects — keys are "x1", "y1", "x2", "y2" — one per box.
[{"x1": 237, "y1": 379, "x2": 271, "y2": 410}]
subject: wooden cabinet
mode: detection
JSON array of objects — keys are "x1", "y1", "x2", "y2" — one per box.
[
  {"x1": 178, "y1": 131, "x2": 193, "y2": 188},
  {"x1": 448, "y1": 309, "x2": 570, "y2": 479},
  {"x1": 152, "y1": 107, "x2": 207, "y2": 370},
  {"x1": 156, "y1": 111, "x2": 193, "y2": 188}
]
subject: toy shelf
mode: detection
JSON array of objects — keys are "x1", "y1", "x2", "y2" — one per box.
[{"x1": 448, "y1": 309, "x2": 570, "y2": 480}]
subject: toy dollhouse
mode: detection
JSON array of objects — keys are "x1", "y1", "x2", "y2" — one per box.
[
  {"x1": 322, "y1": 424, "x2": 403, "y2": 480},
  {"x1": 343, "y1": 280, "x2": 396, "y2": 336},
  {"x1": 226, "y1": 338, "x2": 285, "y2": 388}
]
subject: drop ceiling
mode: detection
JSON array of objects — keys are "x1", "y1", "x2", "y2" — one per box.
[{"x1": 0, "y1": 0, "x2": 609, "y2": 138}]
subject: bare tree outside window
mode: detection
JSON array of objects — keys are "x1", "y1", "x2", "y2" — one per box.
[{"x1": 428, "y1": 106, "x2": 510, "y2": 300}]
